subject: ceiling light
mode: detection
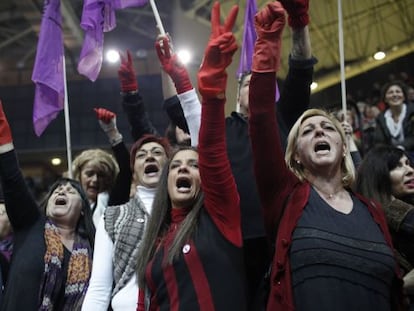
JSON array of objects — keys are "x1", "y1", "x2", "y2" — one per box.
[
  {"x1": 106, "y1": 49, "x2": 120, "y2": 63},
  {"x1": 51, "y1": 158, "x2": 62, "y2": 166},
  {"x1": 177, "y1": 49, "x2": 191, "y2": 65},
  {"x1": 373, "y1": 50, "x2": 386, "y2": 61}
]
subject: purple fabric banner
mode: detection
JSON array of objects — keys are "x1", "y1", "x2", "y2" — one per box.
[
  {"x1": 77, "y1": 0, "x2": 115, "y2": 81},
  {"x1": 78, "y1": 0, "x2": 148, "y2": 81},
  {"x1": 113, "y1": 0, "x2": 148, "y2": 9},
  {"x1": 31, "y1": 0, "x2": 65, "y2": 137},
  {"x1": 237, "y1": 0, "x2": 257, "y2": 79},
  {"x1": 237, "y1": 0, "x2": 279, "y2": 101}
]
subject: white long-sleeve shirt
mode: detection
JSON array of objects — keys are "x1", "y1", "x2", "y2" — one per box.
[
  {"x1": 178, "y1": 88, "x2": 201, "y2": 147},
  {"x1": 82, "y1": 186, "x2": 155, "y2": 311}
]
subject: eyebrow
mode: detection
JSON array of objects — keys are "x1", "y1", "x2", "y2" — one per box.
[
  {"x1": 138, "y1": 146, "x2": 163, "y2": 152},
  {"x1": 171, "y1": 158, "x2": 198, "y2": 165}
]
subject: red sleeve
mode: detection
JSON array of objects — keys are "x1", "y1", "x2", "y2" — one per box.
[
  {"x1": 137, "y1": 287, "x2": 145, "y2": 311},
  {"x1": 198, "y1": 98, "x2": 241, "y2": 247},
  {"x1": 248, "y1": 72, "x2": 299, "y2": 236}
]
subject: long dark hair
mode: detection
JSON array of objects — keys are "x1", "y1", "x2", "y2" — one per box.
[
  {"x1": 356, "y1": 145, "x2": 409, "y2": 205},
  {"x1": 40, "y1": 177, "x2": 95, "y2": 247},
  {"x1": 136, "y1": 146, "x2": 204, "y2": 288}
]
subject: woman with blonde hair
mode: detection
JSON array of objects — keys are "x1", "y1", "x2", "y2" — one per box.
[
  {"x1": 247, "y1": 1, "x2": 403, "y2": 310},
  {"x1": 72, "y1": 148, "x2": 119, "y2": 226}
]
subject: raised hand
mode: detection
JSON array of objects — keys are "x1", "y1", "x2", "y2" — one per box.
[
  {"x1": 197, "y1": 2, "x2": 239, "y2": 100},
  {"x1": 279, "y1": 0, "x2": 310, "y2": 29},
  {"x1": 118, "y1": 50, "x2": 138, "y2": 93},
  {"x1": 94, "y1": 108, "x2": 123, "y2": 145},
  {"x1": 252, "y1": 1, "x2": 286, "y2": 73},
  {"x1": 155, "y1": 36, "x2": 192, "y2": 94}
]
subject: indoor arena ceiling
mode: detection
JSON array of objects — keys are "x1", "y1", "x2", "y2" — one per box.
[{"x1": 1, "y1": 0, "x2": 414, "y2": 93}]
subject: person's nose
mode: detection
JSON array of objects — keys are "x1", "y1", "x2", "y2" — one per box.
[
  {"x1": 178, "y1": 163, "x2": 189, "y2": 173},
  {"x1": 145, "y1": 154, "x2": 156, "y2": 162},
  {"x1": 314, "y1": 126, "x2": 325, "y2": 136},
  {"x1": 90, "y1": 174, "x2": 98, "y2": 182},
  {"x1": 405, "y1": 164, "x2": 414, "y2": 175}
]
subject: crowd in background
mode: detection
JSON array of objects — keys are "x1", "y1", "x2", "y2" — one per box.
[{"x1": 1, "y1": 0, "x2": 414, "y2": 310}]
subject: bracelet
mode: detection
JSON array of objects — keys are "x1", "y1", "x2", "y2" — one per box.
[
  {"x1": 120, "y1": 90, "x2": 138, "y2": 96},
  {"x1": 109, "y1": 133, "x2": 123, "y2": 146}
]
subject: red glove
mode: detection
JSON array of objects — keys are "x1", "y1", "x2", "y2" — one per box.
[
  {"x1": 155, "y1": 37, "x2": 192, "y2": 94},
  {"x1": 279, "y1": 0, "x2": 309, "y2": 29},
  {"x1": 252, "y1": 2, "x2": 286, "y2": 73},
  {"x1": 0, "y1": 101, "x2": 13, "y2": 147},
  {"x1": 197, "y1": 2, "x2": 239, "y2": 100},
  {"x1": 118, "y1": 50, "x2": 138, "y2": 93},
  {"x1": 94, "y1": 107, "x2": 115, "y2": 123},
  {"x1": 94, "y1": 108, "x2": 123, "y2": 145}
]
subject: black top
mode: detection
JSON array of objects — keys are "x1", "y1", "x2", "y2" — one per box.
[
  {"x1": 226, "y1": 56, "x2": 317, "y2": 240},
  {"x1": 0, "y1": 150, "x2": 56, "y2": 310},
  {"x1": 290, "y1": 188, "x2": 395, "y2": 311}
]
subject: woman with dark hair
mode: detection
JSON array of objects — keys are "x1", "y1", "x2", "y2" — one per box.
[
  {"x1": 136, "y1": 3, "x2": 248, "y2": 310},
  {"x1": 356, "y1": 144, "x2": 414, "y2": 306},
  {"x1": 374, "y1": 80, "x2": 414, "y2": 157},
  {"x1": 82, "y1": 131, "x2": 171, "y2": 311},
  {"x1": 0, "y1": 102, "x2": 94, "y2": 310}
]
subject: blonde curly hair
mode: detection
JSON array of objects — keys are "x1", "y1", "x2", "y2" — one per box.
[{"x1": 72, "y1": 149, "x2": 119, "y2": 193}]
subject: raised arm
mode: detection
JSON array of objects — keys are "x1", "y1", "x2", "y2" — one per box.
[
  {"x1": 249, "y1": 2, "x2": 298, "y2": 233},
  {"x1": 0, "y1": 102, "x2": 39, "y2": 231},
  {"x1": 197, "y1": 2, "x2": 241, "y2": 246},
  {"x1": 118, "y1": 50, "x2": 158, "y2": 141},
  {"x1": 156, "y1": 36, "x2": 201, "y2": 147},
  {"x1": 94, "y1": 108, "x2": 131, "y2": 205},
  {"x1": 277, "y1": 0, "x2": 316, "y2": 142}
]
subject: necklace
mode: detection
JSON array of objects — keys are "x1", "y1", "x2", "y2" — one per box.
[{"x1": 312, "y1": 184, "x2": 342, "y2": 200}]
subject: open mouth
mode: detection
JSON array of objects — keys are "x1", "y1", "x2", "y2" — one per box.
[
  {"x1": 404, "y1": 179, "x2": 414, "y2": 188},
  {"x1": 176, "y1": 176, "x2": 192, "y2": 192},
  {"x1": 55, "y1": 197, "x2": 67, "y2": 205},
  {"x1": 314, "y1": 142, "x2": 330, "y2": 153},
  {"x1": 145, "y1": 164, "x2": 159, "y2": 176}
]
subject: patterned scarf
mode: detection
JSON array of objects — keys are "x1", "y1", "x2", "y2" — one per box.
[
  {"x1": 0, "y1": 233, "x2": 13, "y2": 262},
  {"x1": 39, "y1": 219, "x2": 92, "y2": 310},
  {"x1": 104, "y1": 194, "x2": 148, "y2": 297}
]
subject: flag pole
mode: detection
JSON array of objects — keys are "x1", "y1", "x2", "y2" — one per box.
[
  {"x1": 149, "y1": 0, "x2": 166, "y2": 35},
  {"x1": 337, "y1": 0, "x2": 347, "y2": 116},
  {"x1": 62, "y1": 56, "x2": 73, "y2": 178}
]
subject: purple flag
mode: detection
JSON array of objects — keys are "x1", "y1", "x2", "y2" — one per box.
[
  {"x1": 78, "y1": 0, "x2": 148, "y2": 81},
  {"x1": 31, "y1": 0, "x2": 65, "y2": 137},
  {"x1": 113, "y1": 0, "x2": 148, "y2": 9},
  {"x1": 237, "y1": 0, "x2": 279, "y2": 101},
  {"x1": 77, "y1": 0, "x2": 115, "y2": 81},
  {"x1": 237, "y1": 0, "x2": 257, "y2": 79}
]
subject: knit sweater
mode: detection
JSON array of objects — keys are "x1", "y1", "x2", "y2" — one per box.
[
  {"x1": 105, "y1": 194, "x2": 149, "y2": 295},
  {"x1": 82, "y1": 186, "x2": 156, "y2": 311}
]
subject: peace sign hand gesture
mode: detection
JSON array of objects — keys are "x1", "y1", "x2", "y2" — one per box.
[{"x1": 197, "y1": 2, "x2": 239, "y2": 100}]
